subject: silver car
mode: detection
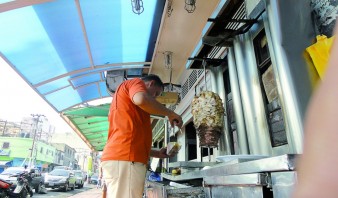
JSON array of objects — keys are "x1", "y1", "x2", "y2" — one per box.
[
  {"x1": 44, "y1": 169, "x2": 76, "y2": 192},
  {"x1": 73, "y1": 170, "x2": 84, "y2": 188}
]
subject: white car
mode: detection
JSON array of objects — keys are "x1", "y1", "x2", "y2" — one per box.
[{"x1": 73, "y1": 170, "x2": 84, "y2": 188}]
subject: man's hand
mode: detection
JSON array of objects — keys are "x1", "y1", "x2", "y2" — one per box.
[
  {"x1": 168, "y1": 112, "x2": 183, "y2": 129},
  {"x1": 150, "y1": 147, "x2": 179, "y2": 158}
]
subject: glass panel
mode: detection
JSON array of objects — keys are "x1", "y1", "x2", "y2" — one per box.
[
  {"x1": 37, "y1": 76, "x2": 70, "y2": 95},
  {"x1": 77, "y1": 84, "x2": 100, "y2": 102},
  {"x1": 0, "y1": 0, "x2": 162, "y2": 112},
  {"x1": 45, "y1": 84, "x2": 100, "y2": 111},
  {"x1": 45, "y1": 86, "x2": 82, "y2": 111},
  {"x1": 71, "y1": 73, "x2": 101, "y2": 88},
  {"x1": 0, "y1": 6, "x2": 72, "y2": 84},
  {"x1": 80, "y1": 0, "x2": 157, "y2": 64},
  {"x1": 99, "y1": 82, "x2": 111, "y2": 97}
]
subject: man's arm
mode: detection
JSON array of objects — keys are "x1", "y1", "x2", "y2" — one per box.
[
  {"x1": 133, "y1": 91, "x2": 183, "y2": 128},
  {"x1": 292, "y1": 26, "x2": 338, "y2": 197}
]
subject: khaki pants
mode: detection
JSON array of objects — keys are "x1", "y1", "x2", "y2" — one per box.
[{"x1": 101, "y1": 160, "x2": 146, "y2": 198}]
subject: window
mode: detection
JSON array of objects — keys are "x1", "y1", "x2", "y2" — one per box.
[
  {"x1": 253, "y1": 29, "x2": 287, "y2": 147},
  {"x1": 2, "y1": 142, "x2": 10, "y2": 149},
  {"x1": 186, "y1": 122, "x2": 197, "y2": 161},
  {"x1": 40, "y1": 147, "x2": 44, "y2": 154}
]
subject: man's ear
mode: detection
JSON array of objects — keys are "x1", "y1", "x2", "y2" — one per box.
[
  {"x1": 149, "y1": 80, "x2": 155, "y2": 87},
  {"x1": 144, "y1": 80, "x2": 151, "y2": 88}
]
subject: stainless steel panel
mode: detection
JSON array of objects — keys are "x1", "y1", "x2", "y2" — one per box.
[
  {"x1": 166, "y1": 187, "x2": 205, "y2": 198},
  {"x1": 264, "y1": 0, "x2": 316, "y2": 153},
  {"x1": 271, "y1": 171, "x2": 297, "y2": 198},
  {"x1": 145, "y1": 181, "x2": 165, "y2": 198},
  {"x1": 234, "y1": 36, "x2": 261, "y2": 154},
  {"x1": 202, "y1": 154, "x2": 296, "y2": 177},
  {"x1": 245, "y1": 0, "x2": 265, "y2": 19},
  {"x1": 204, "y1": 173, "x2": 269, "y2": 186},
  {"x1": 244, "y1": 23, "x2": 273, "y2": 155},
  {"x1": 234, "y1": 27, "x2": 271, "y2": 155},
  {"x1": 228, "y1": 47, "x2": 249, "y2": 154},
  {"x1": 163, "y1": 155, "x2": 296, "y2": 182},
  {"x1": 168, "y1": 161, "x2": 219, "y2": 168},
  {"x1": 161, "y1": 171, "x2": 204, "y2": 181},
  {"x1": 216, "y1": 157, "x2": 267, "y2": 165},
  {"x1": 210, "y1": 66, "x2": 232, "y2": 155},
  {"x1": 209, "y1": 186, "x2": 265, "y2": 198}
]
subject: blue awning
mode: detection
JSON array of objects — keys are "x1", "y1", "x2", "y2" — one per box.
[{"x1": 0, "y1": 0, "x2": 164, "y2": 112}]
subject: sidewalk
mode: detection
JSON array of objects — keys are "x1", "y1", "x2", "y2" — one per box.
[{"x1": 68, "y1": 187, "x2": 103, "y2": 198}]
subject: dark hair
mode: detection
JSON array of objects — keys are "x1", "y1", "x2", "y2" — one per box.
[{"x1": 141, "y1": 74, "x2": 164, "y2": 89}]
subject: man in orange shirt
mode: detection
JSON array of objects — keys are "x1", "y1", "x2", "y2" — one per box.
[{"x1": 101, "y1": 74, "x2": 183, "y2": 198}]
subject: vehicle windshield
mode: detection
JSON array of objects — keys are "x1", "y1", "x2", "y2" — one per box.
[
  {"x1": 49, "y1": 169, "x2": 70, "y2": 177},
  {"x1": 91, "y1": 173, "x2": 98, "y2": 179},
  {"x1": 1, "y1": 168, "x2": 24, "y2": 175},
  {"x1": 74, "y1": 172, "x2": 82, "y2": 177},
  {"x1": 54, "y1": 166, "x2": 70, "y2": 170}
]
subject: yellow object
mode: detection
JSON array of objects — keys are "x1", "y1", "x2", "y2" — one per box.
[
  {"x1": 87, "y1": 156, "x2": 92, "y2": 172},
  {"x1": 166, "y1": 142, "x2": 181, "y2": 155},
  {"x1": 171, "y1": 168, "x2": 181, "y2": 175},
  {"x1": 156, "y1": 92, "x2": 179, "y2": 105},
  {"x1": 306, "y1": 35, "x2": 335, "y2": 79}
]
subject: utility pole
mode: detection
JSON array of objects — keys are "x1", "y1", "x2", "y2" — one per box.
[
  {"x1": 1, "y1": 120, "x2": 7, "y2": 136},
  {"x1": 28, "y1": 114, "x2": 45, "y2": 167}
]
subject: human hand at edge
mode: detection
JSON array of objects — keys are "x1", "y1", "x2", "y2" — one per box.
[
  {"x1": 157, "y1": 147, "x2": 178, "y2": 158},
  {"x1": 168, "y1": 112, "x2": 183, "y2": 129}
]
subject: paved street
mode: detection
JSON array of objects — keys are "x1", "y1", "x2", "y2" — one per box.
[{"x1": 33, "y1": 183, "x2": 102, "y2": 198}]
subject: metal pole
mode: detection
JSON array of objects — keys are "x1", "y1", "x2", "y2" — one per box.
[
  {"x1": 29, "y1": 114, "x2": 45, "y2": 167},
  {"x1": 208, "y1": 147, "x2": 211, "y2": 162},
  {"x1": 203, "y1": 60, "x2": 207, "y2": 91},
  {"x1": 2, "y1": 120, "x2": 7, "y2": 136}
]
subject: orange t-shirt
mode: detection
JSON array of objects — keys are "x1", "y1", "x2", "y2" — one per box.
[{"x1": 101, "y1": 78, "x2": 152, "y2": 165}]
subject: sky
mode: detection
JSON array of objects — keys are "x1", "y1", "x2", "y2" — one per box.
[
  {"x1": 0, "y1": 57, "x2": 73, "y2": 132},
  {"x1": 0, "y1": 57, "x2": 94, "y2": 150}
]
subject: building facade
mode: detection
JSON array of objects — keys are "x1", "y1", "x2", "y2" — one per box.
[
  {"x1": 0, "y1": 137, "x2": 55, "y2": 172},
  {"x1": 51, "y1": 143, "x2": 76, "y2": 169}
]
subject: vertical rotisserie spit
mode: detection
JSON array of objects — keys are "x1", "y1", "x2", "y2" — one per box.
[{"x1": 191, "y1": 91, "x2": 225, "y2": 147}]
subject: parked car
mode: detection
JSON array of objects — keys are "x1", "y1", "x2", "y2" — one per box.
[
  {"x1": 0, "y1": 166, "x2": 44, "y2": 193},
  {"x1": 44, "y1": 169, "x2": 76, "y2": 192},
  {"x1": 90, "y1": 173, "x2": 99, "y2": 185},
  {"x1": 53, "y1": 166, "x2": 72, "y2": 170},
  {"x1": 73, "y1": 170, "x2": 84, "y2": 188}
]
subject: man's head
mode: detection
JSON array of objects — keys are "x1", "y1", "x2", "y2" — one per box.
[{"x1": 141, "y1": 74, "x2": 164, "y2": 98}]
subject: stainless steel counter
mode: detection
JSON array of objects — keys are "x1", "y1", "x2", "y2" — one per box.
[
  {"x1": 201, "y1": 154, "x2": 296, "y2": 177},
  {"x1": 168, "y1": 161, "x2": 219, "y2": 168},
  {"x1": 162, "y1": 154, "x2": 296, "y2": 182},
  {"x1": 204, "y1": 173, "x2": 269, "y2": 186},
  {"x1": 161, "y1": 170, "x2": 204, "y2": 181}
]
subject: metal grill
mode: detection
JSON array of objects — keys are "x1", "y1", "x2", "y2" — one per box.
[
  {"x1": 182, "y1": 80, "x2": 189, "y2": 99},
  {"x1": 169, "y1": 105, "x2": 177, "y2": 111},
  {"x1": 225, "y1": 2, "x2": 247, "y2": 30},
  {"x1": 188, "y1": 70, "x2": 198, "y2": 90},
  {"x1": 197, "y1": 69, "x2": 203, "y2": 77},
  {"x1": 209, "y1": 46, "x2": 222, "y2": 59}
]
